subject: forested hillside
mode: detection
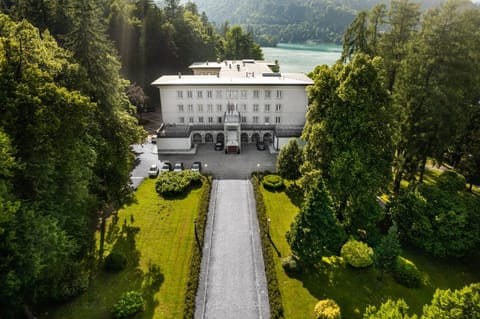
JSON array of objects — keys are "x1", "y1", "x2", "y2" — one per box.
[{"x1": 194, "y1": 0, "x2": 445, "y2": 45}]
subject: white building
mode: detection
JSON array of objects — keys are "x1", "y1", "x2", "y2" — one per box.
[{"x1": 151, "y1": 60, "x2": 313, "y2": 153}]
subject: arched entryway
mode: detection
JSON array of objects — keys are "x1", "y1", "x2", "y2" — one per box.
[
  {"x1": 251, "y1": 133, "x2": 260, "y2": 143},
  {"x1": 193, "y1": 133, "x2": 202, "y2": 144},
  {"x1": 205, "y1": 133, "x2": 213, "y2": 143},
  {"x1": 263, "y1": 132, "x2": 272, "y2": 143},
  {"x1": 216, "y1": 133, "x2": 224, "y2": 143},
  {"x1": 241, "y1": 133, "x2": 249, "y2": 143}
]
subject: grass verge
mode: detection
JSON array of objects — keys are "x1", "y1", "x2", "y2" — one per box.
[
  {"x1": 46, "y1": 177, "x2": 206, "y2": 319},
  {"x1": 261, "y1": 180, "x2": 480, "y2": 318}
]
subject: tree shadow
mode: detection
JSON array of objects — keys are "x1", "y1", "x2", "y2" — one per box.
[
  {"x1": 268, "y1": 234, "x2": 282, "y2": 258},
  {"x1": 141, "y1": 263, "x2": 165, "y2": 319},
  {"x1": 285, "y1": 183, "x2": 304, "y2": 208}
]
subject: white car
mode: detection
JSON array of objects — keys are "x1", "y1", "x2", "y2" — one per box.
[
  {"x1": 173, "y1": 162, "x2": 184, "y2": 172},
  {"x1": 148, "y1": 164, "x2": 159, "y2": 177}
]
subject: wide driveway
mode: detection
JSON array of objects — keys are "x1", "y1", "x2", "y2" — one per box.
[
  {"x1": 158, "y1": 144, "x2": 277, "y2": 179},
  {"x1": 195, "y1": 180, "x2": 270, "y2": 319}
]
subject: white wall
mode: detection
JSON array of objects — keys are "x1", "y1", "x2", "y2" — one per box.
[
  {"x1": 158, "y1": 85, "x2": 308, "y2": 127},
  {"x1": 156, "y1": 137, "x2": 191, "y2": 150}
]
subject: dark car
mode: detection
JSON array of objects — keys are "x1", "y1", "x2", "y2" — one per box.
[
  {"x1": 160, "y1": 161, "x2": 172, "y2": 172},
  {"x1": 256, "y1": 141, "x2": 266, "y2": 151},
  {"x1": 214, "y1": 142, "x2": 224, "y2": 151},
  {"x1": 191, "y1": 161, "x2": 201, "y2": 173},
  {"x1": 173, "y1": 162, "x2": 184, "y2": 172}
]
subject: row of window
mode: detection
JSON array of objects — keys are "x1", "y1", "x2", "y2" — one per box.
[
  {"x1": 176, "y1": 89, "x2": 283, "y2": 100},
  {"x1": 177, "y1": 103, "x2": 282, "y2": 113},
  {"x1": 178, "y1": 116, "x2": 281, "y2": 124}
]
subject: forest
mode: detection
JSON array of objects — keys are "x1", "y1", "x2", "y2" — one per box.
[
  {"x1": 193, "y1": 0, "x2": 444, "y2": 45},
  {"x1": 0, "y1": 0, "x2": 261, "y2": 317}
]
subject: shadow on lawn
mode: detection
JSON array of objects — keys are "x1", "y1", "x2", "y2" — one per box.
[
  {"x1": 285, "y1": 183, "x2": 304, "y2": 208},
  {"x1": 106, "y1": 221, "x2": 165, "y2": 319}
]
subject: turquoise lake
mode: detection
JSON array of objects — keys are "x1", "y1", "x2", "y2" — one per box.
[{"x1": 262, "y1": 43, "x2": 342, "y2": 74}]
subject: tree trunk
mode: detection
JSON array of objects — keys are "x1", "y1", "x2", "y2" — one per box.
[
  {"x1": 419, "y1": 155, "x2": 427, "y2": 183},
  {"x1": 393, "y1": 169, "x2": 403, "y2": 195}
]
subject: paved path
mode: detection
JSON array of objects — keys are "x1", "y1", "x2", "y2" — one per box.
[{"x1": 195, "y1": 180, "x2": 270, "y2": 319}]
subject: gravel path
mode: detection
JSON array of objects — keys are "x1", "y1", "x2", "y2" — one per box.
[{"x1": 195, "y1": 180, "x2": 270, "y2": 319}]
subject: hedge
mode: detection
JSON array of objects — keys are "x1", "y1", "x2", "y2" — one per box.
[
  {"x1": 393, "y1": 256, "x2": 422, "y2": 288},
  {"x1": 252, "y1": 173, "x2": 284, "y2": 318},
  {"x1": 262, "y1": 174, "x2": 284, "y2": 191},
  {"x1": 112, "y1": 291, "x2": 144, "y2": 319},
  {"x1": 183, "y1": 176, "x2": 211, "y2": 318}
]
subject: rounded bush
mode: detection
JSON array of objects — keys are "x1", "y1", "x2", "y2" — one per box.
[
  {"x1": 262, "y1": 174, "x2": 284, "y2": 191},
  {"x1": 112, "y1": 291, "x2": 144, "y2": 319},
  {"x1": 104, "y1": 252, "x2": 127, "y2": 272},
  {"x1": 281, "y1": 255, "x2": 299, "y2": 274},
  {"x1": 156, "y1": 171, "x2": 202, "y2": 196},
  {"x1": 393, "y1": 256, "x2": 422, "y2": 288},
  {"x1": 314, "y1": 299, "x2": 341, "y2": 319},
  {"x1": 340, "y1": 239, "x2": 374, "y2": 268},
  {"x1": 437, "y1": 171, "x2": 466, "y2": 193}
]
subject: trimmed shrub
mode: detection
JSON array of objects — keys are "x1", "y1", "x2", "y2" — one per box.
[
  {"x1": 104, "y1": 252, "x2": 127, "y2": 272},
  {"x1": 393, "y1": 256, "x2": 422, "y2": 288},
  {"x1": 262, "y1": 174, "x2": 284, "y2": 191},
  {"x1": 156, "y1": 171, "x2": 202, "y2": 197},
  {"x1": 112, "y1": 291, "x2": 144, "y2": 319},
  {"x1": 281, "y1": 255, "x2": 299, "y2": 274},
  {"x1": 183, "y1": 176, "x2": 211, "y2": 319},
  {"x1": 437, "y1": 170, "x2": 466, "y2": 193},
  {"x1": 340, "y1": 239, "x2": 374, "y2": 268},
  {"x1": 51, "y1": 270, "x2": 89, "y2": 302},
  {"x1": 314, "y1": 299, "x2": 341, "y2": 319}
]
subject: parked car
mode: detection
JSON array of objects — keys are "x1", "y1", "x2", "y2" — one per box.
[
  {"x1": 214, "y1": 142, "x2": 224, "y2": 151},
  {"x1": 148, "y1": 164, "x2": 159, "y2": 177},
  {"x1": 160, "y1": 161, "x2": 172, "y2": 172},
  {"x1": 173, "y1": 162, "x2": 184, "y2": 172},
  {"x1": 256, "y1": 141, "x2": 266, "y2": 151},
  {"x1": 191, "y1": 161, "x2": 201, "y2": 173}
]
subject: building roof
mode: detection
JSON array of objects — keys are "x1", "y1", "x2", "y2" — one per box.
[{"x1": 152, "y1": 60, "x2": 313, "y2": 86}]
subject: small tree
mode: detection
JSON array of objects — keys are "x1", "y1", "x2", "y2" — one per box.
[
  {"x1": 422, "y1": 283, "x2": 480, "y2": 319},
  {"x1": 286, "y1": 178, "x2": 345, "y2": 264},
  {"x1": 277, "y1": 138, "x2": 303, "y2": 180},
  {"x1": 374, "y1": 225, "x2": 401, "y2": 279},
  {"x1": 364, "y1": 299, "x2": 417, "y2": 319}
]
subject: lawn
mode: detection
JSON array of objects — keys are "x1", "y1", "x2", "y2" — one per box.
[
  {"x1": 261, "y1": 181, "x2": 480, "y2": 319},
  {"x1": 47, "y1": 178, "x2": 204, "y2": 319}
]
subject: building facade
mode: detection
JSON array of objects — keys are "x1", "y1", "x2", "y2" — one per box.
[{"x1": 151, "y1": 60, "x2": 313, "y2": 153}]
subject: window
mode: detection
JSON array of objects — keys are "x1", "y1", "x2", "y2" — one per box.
[
  {"x1": 207, "y1": 104, "x2": 213, "y2": 112},
  {"x1": 208, "y1": 116, "x2": 213, "y2": 123},
  {"x1": 187, "y1": 90, "x2": 193, "y2": 98},
  {"x1": 226, "y1": 90, "x2": 238, "y2": 99},
  {"x1": 178, "y1": 104, "x2": 184, "y2": 112},
  {"x1": 198, "y1": 116, "x2": 204, "y2": 123},
  {"x1": 276, "y1": 90, "x2": 283, "y2": 99},
  {"x1": 275, "y1": 116, "x2": 281, "y2": 123},
  {"x1": 197, "y1": 90, "x2": 203, "y2": 98},
  {"x1": 197, "y1": 104, "x2": 203, "y2": 112},
  {"x1": 241, "y1": 104, "x2": 247, "y2": 112},
  {"x1": 264, "y1": 104, "x2": 270, "y2": 112},
  {"x1": 253, "y1": 104, "x2": 259, "y2": 112},
  {"x1": 265, "y1": 116, "x2": 270, "y2": 124},
  {"x1": 275, "y1": 104, "x2": 282, "y2": 112},
  {"x1": 241, "y1": 116, "x2": 247, "y2": 123},
  {"x1": 216, "y1": 90, "x2": 222, "y2": 98},
  {"x1": 188, "y1": 104, "x2": 193, "y2": 112},
  {"x1": 253, "y1": 116, "x2": 258, "y2": 124},
  {"x1": 189, "y1": 117, "x2": 194, "y2": 123},
  {"x1": 253, "y1": 90, "x2": 259, "y2": 98},
  {"x1": 241, "y1": 90, "x2": 247, "y2": 99},
  {"x1": 177, "y1": 90, "x2": 183, "y2": 98},
  {"x1": 265, "y1": 90, "x2": 271, "y2": 99},
  {"x1": 207, "y1": 90, "x2": 213, "y2": 98},
  {"x1": 179, "y1": 117, "x2": 185, "y2": 123},
  {"x1": 218, "y1": 116, "x2": 222, "y2": 123},
  {"x1": 217, "y1": 104, "x2": 222, "y2": 112}
]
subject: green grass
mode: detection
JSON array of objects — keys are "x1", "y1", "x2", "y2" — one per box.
[
  {"x1": 261, "y1": 181, "x2": 480, "y2": 319},
  {"x1": 47, "y1": 178, "x2": 204, "y2": 319}
]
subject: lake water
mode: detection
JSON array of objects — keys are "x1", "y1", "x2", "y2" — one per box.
[{"x1": 262, "y1": 43, "x2": 342, "y2": 74}]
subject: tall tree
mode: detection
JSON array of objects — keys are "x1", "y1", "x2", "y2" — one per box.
[
  {"x1": 276, "y1": 138, "x2": 303, "y2": 180},
  {"x1": 303, "y1": 54, "x2": 394, "y2": 234},
  {"x1": 374, "y1": 225, "x2": 401, "y2": 279},
  {"x1": 286, "y1": 177, "x2": 345, "y2": 265}
]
